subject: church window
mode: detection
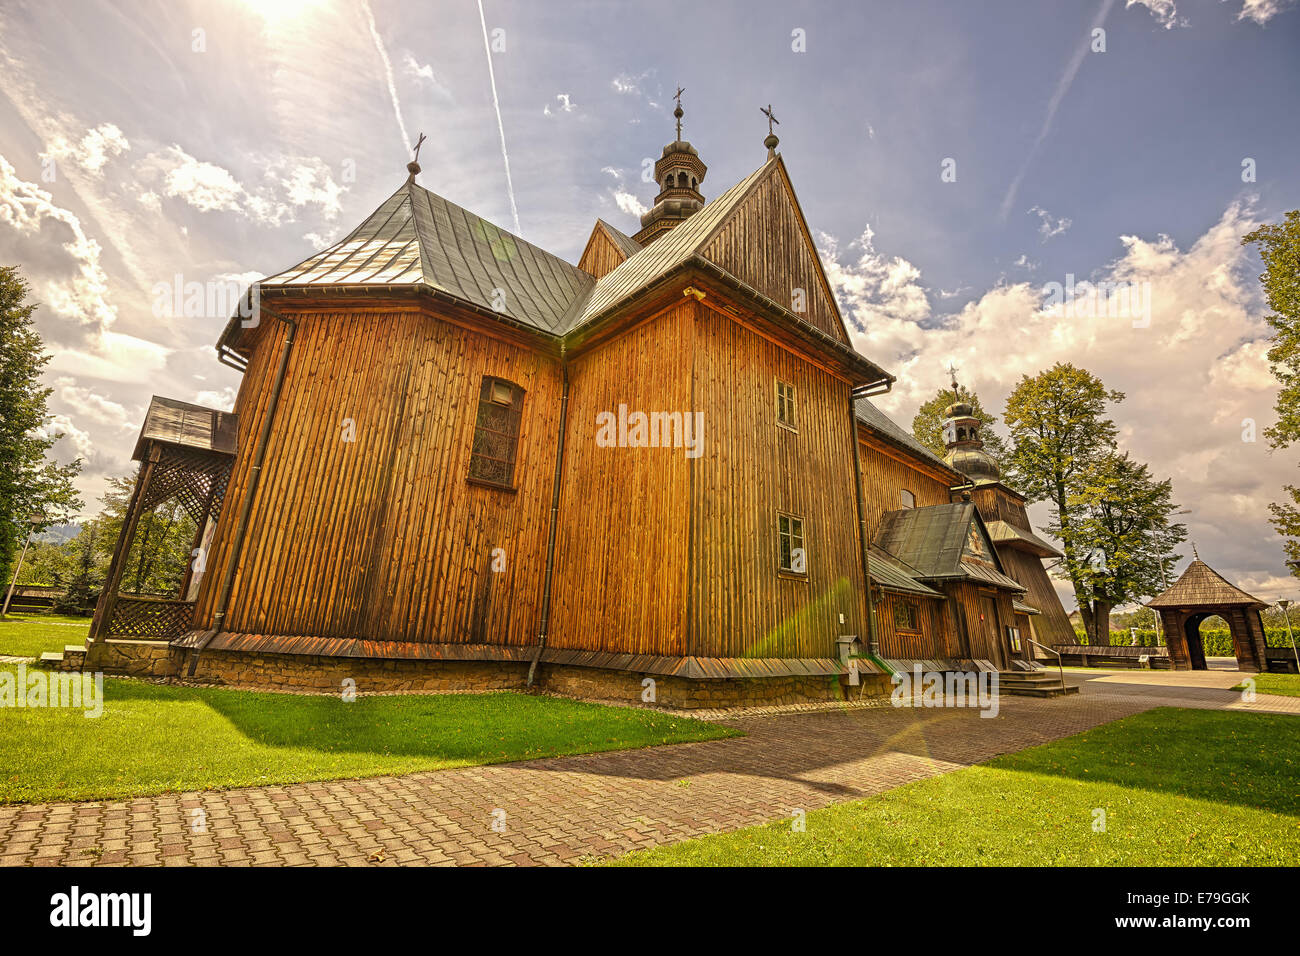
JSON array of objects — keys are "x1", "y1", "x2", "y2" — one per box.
[
  {"x1": 776, "y1": 380, "x2": 797, "y2": 430},
  {"x1": 468, "y1": 376, "x2": 524, "y2": 490},
  {"x1": 777, "y1": 512, "x2": 806, "y2": 575},
  {"x1": 894, "y1": 601, "x2": 920, "y2": 632}
]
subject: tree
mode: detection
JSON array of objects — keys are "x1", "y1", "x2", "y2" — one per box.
[
  {"x1": 53, "y1": 524, "x2": 105, "y2": 614},
  {"x1": 1003, "y1": 363, "x2": 1126, "y2": 642},
  {"x1": 911, "y1": 386, "x2": 1010, "y2": 466},
  {"x1": 1242, "y1": 211, "x2": 1300, "y2": 577},
  {"x1": 93, "y1": 475, "x2": 195, "y2": 595},
  {"x1": 1067, "y1": 452, "x2": 1187, "y2": 642},
  {"x1": 0, "y1": 266, "x2": 82, "y2": 610}
]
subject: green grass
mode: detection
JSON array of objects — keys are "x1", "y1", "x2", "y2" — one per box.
[
  {"x1": 608, "y1": 708, "x2": 1300, "y2": 866},
  {"x1": 0, "y1": 678, "x2": 738, "y2": 803},
  {"x1": 1233, "y1": 673, "x2": 1300, "y2": 698},
  {"x1": 0, "y1": 613, "x2": 90, "y2": 658}
]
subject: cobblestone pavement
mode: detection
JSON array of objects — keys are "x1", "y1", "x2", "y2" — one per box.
[{"x1": 0, "y1": 671, "x2": 1294, "y2": 867}]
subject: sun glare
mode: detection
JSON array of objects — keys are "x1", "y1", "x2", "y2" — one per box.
[{"x1": 242, "y1": 0, "x2": 325, "y2": 23}]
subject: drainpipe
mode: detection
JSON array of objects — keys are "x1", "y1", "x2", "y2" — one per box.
[
  {"x1": 850, "y1": 381, "x2": 891, "y2": 657},
  {"x1": 527, "y1": 347, "x2": 570, "y2": 687},
  {"x1": 186, "y1": 309, "x2": 298, "y2": 676}
]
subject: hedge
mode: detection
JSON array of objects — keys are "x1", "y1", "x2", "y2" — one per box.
[{"x1": 1072, "y1": 628, "x2": 1297, "y2": 657}]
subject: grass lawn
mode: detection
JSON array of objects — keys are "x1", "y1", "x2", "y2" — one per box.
[
  {"x1": 0, "y1": 614, "x2": 90, "y2": 659},
  {"x1": 609, "y1": 708, "x2": 1300, "y2": 866},
  {"x1": 0, "y1": 678, "x2": 738, "y2": 803},
  {"x1": 1233, "y1": 672, "x2": 1300, "y2": 698}
]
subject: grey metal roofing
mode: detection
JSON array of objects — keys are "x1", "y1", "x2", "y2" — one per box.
[
  {"x1": 133, "y1": 396, "x2": 238, "y2": 461},
  {"x1": 854, "y1": 398, "x2": 957, "y2": 475},
  {"x1": 867, "y1": 547, "x2": 942, "y2": 598},
  {"x1": 255, "y1": 179, "x2": 596, "y2": 335},
  {"x1": 595, "y1": 219, "x2": 643, "y2": 259},
  {"x1": 986, "y1": 519, "x2": 1063, "y2": 558},
  {"x1": 873, "y1": 502, "x2": 1024, "y2": 592},
  {"x1": 1013, "y1": 599, "x2": 1041, "y2": 616}
]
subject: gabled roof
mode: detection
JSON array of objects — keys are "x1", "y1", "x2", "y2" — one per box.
[
  {"x1": 854, "y1": 397, "x2": 958, "y2": 477},
  {"x1": 1147, "y1": 559, "x2": 1268, "y2": 609},
  {"x1": 245, "y1": 178, "x2": 596, "y2": 335},
  {"x1": 986, "y1": 519, "x2": 1062, "y2": 558},
  {"x1": 132, "y1": 396, "x2": 237, "y2": 461},
  {"x1": 596, "y1": 219, "x2": 642, "y2": 258},
  {"x1": 874, "y1": 503, "x2": 1025, "y2": 593},
  {"x1": 570, "y1": 161, "x2": 774, "y2": 329}
]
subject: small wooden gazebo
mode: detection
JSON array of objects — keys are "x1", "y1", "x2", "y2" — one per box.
[
  {"x1": 86, "y1": 397, "x2": 237, "y2": 659},
  {"x1": 1147, "y1": 557, "x2": 1269, "y2": 671}
]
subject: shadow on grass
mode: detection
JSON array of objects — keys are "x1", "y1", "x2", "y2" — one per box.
[{"x1": 99, "y1": 679, "x2": 734, "y2": 761}]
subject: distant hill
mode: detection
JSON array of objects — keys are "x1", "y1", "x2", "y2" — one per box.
[{"x1": 34, "y1": 523, "x2": 80, "y2": 544}]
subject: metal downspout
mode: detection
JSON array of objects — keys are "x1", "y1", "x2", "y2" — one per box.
[
  {"x1": 186, "y1": 310, "x2": 297, "y2": 676},
  {"x1": 850, "y1": 380, "x2": 892, "y2": 658},
  {"x1": 527, "y1": 348, "x2": 570, "y2": 687}
]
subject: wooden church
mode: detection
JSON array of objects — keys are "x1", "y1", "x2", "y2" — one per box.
[{"x1": 76, "y1": 101, "x2": 1075, "y2": 707}]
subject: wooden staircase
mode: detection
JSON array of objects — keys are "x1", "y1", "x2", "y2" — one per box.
[{"x1": 997, "y1": 670, "x2": 1078, "y2": 698}]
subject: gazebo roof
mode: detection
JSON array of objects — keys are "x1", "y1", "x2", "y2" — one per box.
[
  {"x1": 132, "y1": 396, "x2": 237, "y2": 461},
  {"x1": 1147, "y1": 559, "x2": 1268, "y2": 610}
]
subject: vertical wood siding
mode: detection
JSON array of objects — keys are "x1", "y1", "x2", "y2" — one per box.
[
  {"x1": 689, "y1": 300, "x2": 865, "y2": 659},
  {"x1": 194, "y1": 308, "x2": 561, "y2": 645}
]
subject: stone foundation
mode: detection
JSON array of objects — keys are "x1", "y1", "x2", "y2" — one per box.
[{"x1": 72, "y1": 643, "x2": 894, "y2": 710}]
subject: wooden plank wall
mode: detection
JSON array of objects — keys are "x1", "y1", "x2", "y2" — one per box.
[
  {"x1": 945, "y1": 582, "x2": 1017, "y2": 667},
  {"x1": 999, "y1": 548, "x2": 1076, "y2": 646},
  {"x1": 193, "y1": 307, "x2": 561, "y2": 645},
  {"x1": 689, "y1": 299, "x2": 865, "y2": 659},
  {"x1": 857, "y1": 433, "x2": 952, "y2": 531},
  {"x1": 700, "y1": 167, "x2": 847, "y2": 344},
  {"x1": 577, "y1": 225, "x2": 631, "y2": 280},
  {"x1": 875, "y1": 592, "x2": 948, "y2": 659},
  {"x1": 547, "y1": 300, "x2": 693, "y2": 656}
]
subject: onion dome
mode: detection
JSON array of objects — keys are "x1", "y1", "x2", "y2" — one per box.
[
  {"x1": 942, "y1": 394, "x2": 1001, "y2": 482},
  {"x1": 634, "y1": 94, "x2": 707, "y2": 245}
]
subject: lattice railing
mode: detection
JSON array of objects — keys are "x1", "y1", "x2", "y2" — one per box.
[{"x1": 106, "y1": 595, "x2": 195, "y2": 640}]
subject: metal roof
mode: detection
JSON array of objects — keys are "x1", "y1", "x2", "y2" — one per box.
[
  {"x1": 854, "y1": 398, "x2": 958, "y2": 476},
  {"x1": 868, "y1": 547, "x2": 942, "y2": 597},
  {"x1": 986, "y1": 519, "x2": 1062, "y2": 558},
  {"x1": 132, "y1": 396, "x2": 237, "y2": 461},
  {"x1": 1013, "y1": 599, "x2": 1041, "y2": 616},
  {"x1": 874, "y1": 502, "x2": 1024, "y2": 592},
  {"x1": 1147, "y1": 559, "x2": 1269, "y2": 609},
  {"x1": 253, "y1": 179, "x2": 597, "y2": 335},
  {"x1": 569, "y1": 160, "x2": 773, "y2": 330}
]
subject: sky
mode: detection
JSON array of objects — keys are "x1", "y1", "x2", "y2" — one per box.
[{"x1": 0, "y1": 0, "x2": 1297, "y2": 611}]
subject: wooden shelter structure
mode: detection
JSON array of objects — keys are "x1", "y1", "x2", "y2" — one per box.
[
  {"x1": 65, "y1": 102, "x2": 1075, "y2": 706},
  {"x1": 1146, "y1": 558, "x2": 1269, "y2": 671},
  {"x1": 86, "y1": 397, "x2": 237, "y2": 656}
]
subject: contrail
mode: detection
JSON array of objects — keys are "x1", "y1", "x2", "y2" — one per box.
[
  {"x1": 361, "y1": 0, "x2": 412, "y2": 155},
  {"x1": 998, "y1": 0, "x2": 1115, "y2": 222},
  {"x1": 477, "y1": 0, "x2": 521, "y2": 235}
]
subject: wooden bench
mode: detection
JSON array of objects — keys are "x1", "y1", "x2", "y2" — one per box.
[{"x1": 1053, "y1": 644, "x2": 1171, "y2": 669}]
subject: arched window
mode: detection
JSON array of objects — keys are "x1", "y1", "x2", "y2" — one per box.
[
  {"x1": 468, "y1": 377, "x2": 524, "y2": 490},
  {"x1": 900, "y1": 489, "x2": 915, "y2": 509}
]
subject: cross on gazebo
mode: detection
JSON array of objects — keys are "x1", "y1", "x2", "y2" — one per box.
[
  {"x1": 761, "y1": 104, "x2": 779, "y2": 135},
  {"x1": 413, "y1": 132, "x2": 427, "y2": 164}
]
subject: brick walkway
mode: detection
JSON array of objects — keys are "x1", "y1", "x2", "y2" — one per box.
[{"x1": 0, "y1": 674, "x2": 1294, "y2": 867}]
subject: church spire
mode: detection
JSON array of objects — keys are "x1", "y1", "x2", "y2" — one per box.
[
  {"x1": 634, "y1": 88, "x2": 707, "y2": 246},
  {"x1": 941, "y1": 372, "x2": 1002, "y2": 484}
]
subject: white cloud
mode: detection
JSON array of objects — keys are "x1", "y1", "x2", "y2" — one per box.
[
  {"x1": 134, "y1": 146, "x2": 346, "y2": 226},
  {"x1": 1013, "y1": 253, "x2": 1040, "y2": 271},
  {"x1": 1235, "y1": 0, "x2": 1292, "y2": 24},
  {"x1": 41, "y1": 123, "x2": 130, "y2": 177},
  {"x1": 543, "y1": 93, "x2": 576, "y2": 116},
  {"x1": 402, "y1": 52, "x2": 452, "y2": 99},
  {"x1": 1127, "y1": 0, "x2": 1183, "y2": 28},
  {"x1": 823, "y1": 199, "x2": 1292, "y2": 597},
  {"x1": 613, "y1": 190, "x2": 647, "y2": 217},
  {"x1": 1029, "y1": 205, "x2": 1072, "y2": 241}
]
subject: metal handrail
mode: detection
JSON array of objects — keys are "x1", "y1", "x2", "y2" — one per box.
[{"x1": 1025, "y1": 637, "x2": 1066, "y2": 689}]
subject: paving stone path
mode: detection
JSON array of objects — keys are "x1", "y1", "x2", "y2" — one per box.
[{"x1": 0, "y1": 671, "x2": 1294, "y2": 867}]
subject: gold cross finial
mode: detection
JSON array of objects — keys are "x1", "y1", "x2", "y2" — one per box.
[
  {"x1": 673, "y1": 86, "x2": 685, "y2": 140},
  {"x1": 761, "y1": 104, "x2": 779, "y2": 135},
  {"x1": 947, "y1": 363, "x2": 960, "y2": 395}
]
